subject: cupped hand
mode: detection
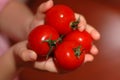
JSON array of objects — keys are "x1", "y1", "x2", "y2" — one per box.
[
  {"x1": 24, "y1": 0, "x2": 101, "y2": 72},
  {"x1": 30, "y1": 0, "x2": 101, "y2": 63}
]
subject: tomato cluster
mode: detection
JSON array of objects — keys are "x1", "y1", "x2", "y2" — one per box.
[{"x1": 28, "y1": 5, "x2": 93, "y2": 71}]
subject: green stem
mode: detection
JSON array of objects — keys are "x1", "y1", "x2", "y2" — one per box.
[
  {"x1": 73, "y1": 46, "x2": 81, "y2": 57},
  {"x1": 46, "y1": 46, "x2": 54, "y2": 59},
  {"x1": 43, "y1": 35, "x2": 57, "y2": 59},
  {"x1": 70, "y1": 16, "x2": 80, "y2": 30}
]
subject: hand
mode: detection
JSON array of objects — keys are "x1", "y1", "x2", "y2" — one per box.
[
  {"x1": 30, "y1": 0, "x2": 100, "y2": 63},
  {"x1": 24, "y1": 0, "x2": 100, "y2": 72}
]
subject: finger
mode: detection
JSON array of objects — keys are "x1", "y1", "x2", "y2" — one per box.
[
  {"x1": 13, "y1": 41, "x2": 37, "y2": 62},
  {"x1": 38, "y1": 0, "x2": 54, "y2": 13},
  {"x1": 75, "y1": 13, "x2": 87, "y2": 31},
  {"x1": 86, "y1": 24, "x2": 101, "y2": 40},
  {"x1": 36, "y1": 0, "x2": 54, "y2": 20},
  {"x1": 29, "y1": 0, "x2": 54, "y2": 31},
  {"x1": 84, "y1": 54, "x2": 94, "y2": 63},
  {"x1": 90, "y1": 45, "x2": 99, "y2": 55},
  {"x1": 34, "y1": 58, "x2": 57, "y2": 72}
]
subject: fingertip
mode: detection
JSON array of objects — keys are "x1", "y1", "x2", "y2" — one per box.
[
  {"x1": 46, "y1": 0, "x2": 54, "y2": 8},
  {"x1": 28, "y1": 51, "x2": 37, "y2": 61},
  {"x1": 84, "y1": 54, "x2": 94, "y2": 63},
  {"x1": 91, "y1": 29, "x2": 101, "y2": 40},
  {"x1": 21, "y1": 50, "x2": 37, "y2": 62},
  {"x1": 38, "y1": 0, "x2": 54, "y2": 13},
  {"x1": 90, "y1": 45, "x2": 99, "y2": 55}
]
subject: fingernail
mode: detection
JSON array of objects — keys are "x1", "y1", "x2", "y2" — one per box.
[
  {"x1": 90, "y1": 46, "x2": 99, "y2": 55},
  {"x1": 84, "y1": 54, "x2": 94, "y2": 63},
  {"x1": 93, "y1": 47, "x2": 99, "y2": 55},
  {"x1": 29, "y1": 51, "x2": 37, "y2": 61}
]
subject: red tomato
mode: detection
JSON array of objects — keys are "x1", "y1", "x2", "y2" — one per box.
[
  {"x1": 54, "y1": 41, "x2": 85, "y2": 70},
  {"x1": 63, "y1": 30, "x2": 93, "y2": 53},
  {"x1": 28, "y1": 25, "x2": 59, "y2": 56},
  {"x1": 45, "y1": 5, "x2": 76, "y2": 35}
]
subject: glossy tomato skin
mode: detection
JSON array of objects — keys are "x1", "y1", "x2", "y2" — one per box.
[
  {"x1": 54, "y1": 41, "x2": 85, "y2": 70},
  {"x1": 28, "y1": 25, "x2": 59, "y2": 56},
  {"x1": 45, "y1": 5, "x2": 75, "y2": 35},
  {"x1": 63, "y1": 30, "x2": 93, "y2": 53}
]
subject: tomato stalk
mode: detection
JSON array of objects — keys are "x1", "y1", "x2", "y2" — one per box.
[
  {"x1": 44, "y1": 39, "x2": 57, "y2": 59},
  {"x1": 56, "y1": 35, "x2": 64, "y2": 43},
  {"x1": 70, "y1": 16, "x2": 80, "y2": 30},
  {"x1": 73, "y1": 46, "x2": 82, "y2": 58},
  {"x1": 43, "y1": 34, "x2": 58, "y2": 59}
]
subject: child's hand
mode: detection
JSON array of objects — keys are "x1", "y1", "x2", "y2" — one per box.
[
  {"x1": 29, "y1": 0, "x2": 100, "y2": 63},
  {"x1": 15, "y1": 0, "x2": 100, "y2": 72}
]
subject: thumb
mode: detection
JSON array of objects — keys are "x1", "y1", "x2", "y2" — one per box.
[
  {"x1": 13, "y1": 41, "x2": 37, "y2": 62},
  {"x1": 36, "y1": 0, "x2": 54, "y2": 19},
  {"x1": 38, "y1": 0, "x2": 54, "y2": 13},
  {"x1": 29, "y1": 0, "x2": 54, "y2": 32}
]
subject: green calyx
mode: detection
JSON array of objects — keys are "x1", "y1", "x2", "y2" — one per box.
[
  {"x1": 45, "y1": 39, "x2": 57, "y2": 47},
  {"x1": 73, "y1": 46, "x2": 82, "y2": 58},
  {"x1": 43, "y1": 35, "x2": 57, "y2": 59},
  {"x1": 70, "y1": 16, "x2": 80, "y2": 30}
]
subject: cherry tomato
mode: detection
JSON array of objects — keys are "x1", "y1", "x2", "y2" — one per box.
[
  {"x1": 45, "y1": 5, "x2": 76, "y2": 35},
  {"x1": 54, "y1": 41, "x2": 85, "y2": 70},
  {"x1": 28, "y1": 25, "x2": 59, "y2": 56},
  {"x1": 63, "y1": 30, "x2": 93, "y2": 53}
]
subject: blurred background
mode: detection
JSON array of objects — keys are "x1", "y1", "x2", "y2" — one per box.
[{"x1": 20, "y1": 0, "x2": 120, "y2": 80}]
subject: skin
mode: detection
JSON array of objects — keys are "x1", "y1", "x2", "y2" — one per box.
[
  {"x1": 0, "y1": 0, "x2": 100, "y2": 80},
  {"x1": 0, "y1": 0, "x2": 33, "y2": 41}
]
